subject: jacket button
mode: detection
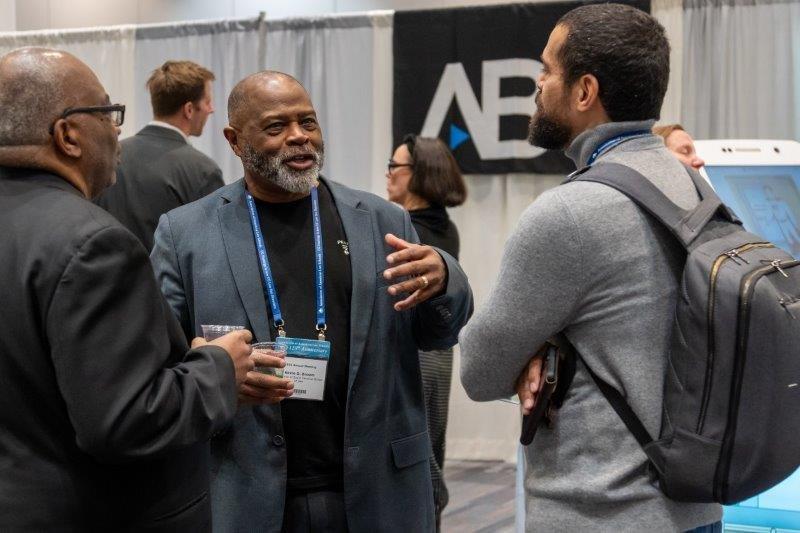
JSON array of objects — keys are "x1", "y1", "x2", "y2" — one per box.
[{"x1": 272, "y1": 434, "x2": 285, "y2": 447}]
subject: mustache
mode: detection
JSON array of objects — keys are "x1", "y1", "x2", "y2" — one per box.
[{"x1": 279, "y1": 146, "x2": 322, "y2": 163}]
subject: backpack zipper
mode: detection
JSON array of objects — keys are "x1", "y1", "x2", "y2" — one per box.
[
  {"x1": 714, "y1": 257, "x2": 800, "y2": 502},
  {"x1": 698, "y1": 242, "x2": 773, "y2": 434}
]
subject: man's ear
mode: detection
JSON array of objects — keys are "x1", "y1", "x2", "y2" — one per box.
[
  {"x1": 52, "y1": 119, "x2": 82, "y2": 159},
  {"x1": 183, "y1": 100, "x2": 195, "y2": 120},
  {"x1": 574, "y1": 73, "x2": 601, "y2": 113},
  {"x1": 223, "y1": 126, "x2": 242, "y2": 157}
]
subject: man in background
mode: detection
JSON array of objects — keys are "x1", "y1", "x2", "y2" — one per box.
[
  {"x1": 96, "y1": 60, "x2": 223, "y2": 250},
  {"x1": 653, "y1": 123, "x2": 705, "y2": 169},
  {"x1": 0, "y1": 47, "x2": 253, "y2": 531}
]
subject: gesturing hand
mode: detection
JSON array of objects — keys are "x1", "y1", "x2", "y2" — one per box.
[{"x1": 382, "y1": 233, "x2": 447, "y2": 311}]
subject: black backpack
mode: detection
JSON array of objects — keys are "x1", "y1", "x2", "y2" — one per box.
[{"x1": 565, "y1": 162, "x2": 800, "y2": 504}]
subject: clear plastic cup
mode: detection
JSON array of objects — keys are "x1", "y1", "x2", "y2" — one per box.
[
  {"x1": 251, "y1": 342, "x2": 288, "y2": 377},
  {"x1": 201, "y1": 324, "x2": 245, "y2": 341}
]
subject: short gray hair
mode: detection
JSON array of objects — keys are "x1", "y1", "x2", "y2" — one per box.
[
  {"x1": 227, "y1": 70, "x2": 303, "y2": 126},
  {"x1": 0, "y1": 48, "x2": 67, "y2": 146}
]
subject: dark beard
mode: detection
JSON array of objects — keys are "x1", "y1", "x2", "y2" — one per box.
[
  {"x1": 527, "y1": 89, "x2": 572, "y2": 150},
  {"x1": 527, "y1": 110, "x2": 572, "y2": 150}
]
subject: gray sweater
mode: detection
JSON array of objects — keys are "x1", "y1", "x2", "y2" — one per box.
[{"x1": 459, "y1": 120, "x2": 722, "y2": 531}]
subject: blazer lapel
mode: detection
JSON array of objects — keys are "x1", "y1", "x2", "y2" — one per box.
[
  {"x1": 218, "y1": 180, "x2": 272, "y2": 342},
  {"x1": 324, "y1": 179, "x2": 376, "y2": 395}
]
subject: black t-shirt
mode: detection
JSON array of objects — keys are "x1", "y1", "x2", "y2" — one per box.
[{"x1": 253, "y1": 181, "x2": 352, "y2": 493}]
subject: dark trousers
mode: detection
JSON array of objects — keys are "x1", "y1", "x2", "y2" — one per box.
[{"x1": 281, "y1": 490, "x2": 348, "y2": 533}]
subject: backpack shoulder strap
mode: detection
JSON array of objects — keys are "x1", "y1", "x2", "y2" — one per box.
[
  {"x1": 570, "y1": 162, "x2": 726, "y2": 248},
  {"x1": 580, "y1": 358, "x2": 654, "y2": 448},
  {"x1": 555, "y1": 334, "x2": 664, "y2": 473},
  {"x1": 578, "y1": 355, "x2": 666, "y2": 474}
]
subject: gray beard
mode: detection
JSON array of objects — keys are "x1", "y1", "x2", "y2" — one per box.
[{"x1": 241, "y1": 143, "x2": 324, "y2": 194}]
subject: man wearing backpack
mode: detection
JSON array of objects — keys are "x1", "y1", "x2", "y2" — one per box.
[{"x1": 459, "y1": 4, "x2": 723, "y2": 531}]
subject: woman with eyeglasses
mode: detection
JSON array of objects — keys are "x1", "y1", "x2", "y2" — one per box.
[{"x1": 386, "y1": 134, "x2": 467, "y2": 531}]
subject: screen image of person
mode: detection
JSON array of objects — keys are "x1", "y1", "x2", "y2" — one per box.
[{"x1": 387, "y1": 134, "x2": 467, "y2": 531}]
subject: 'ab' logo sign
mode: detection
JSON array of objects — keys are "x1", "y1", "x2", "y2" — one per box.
[
  {"x1": 420, "y1": 59, "x2": 544, "y2": 161},
  {"x1": 392, "y1": 1, "x2": 647, "y2": 174}
]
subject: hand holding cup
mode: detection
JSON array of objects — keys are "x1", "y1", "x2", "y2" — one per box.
[
  {"x1": 192, "y1": 327, "x2": 254, "y2": 387},
  {"x1": 239, "y1": 342, "x2": 294, "y2": 405}
]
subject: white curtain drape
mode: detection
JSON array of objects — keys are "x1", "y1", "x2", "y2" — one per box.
[
  {"x1": 682, "y1": 0, "x2": 800, "y2": 140},
  {"x1": 0, "y1": 19, "x2": 263, "y2": 178},
  {"x1": 0, "y1": 26, "x2": 138, "y2": 138},
  {"x1": 653, "y1": 0, "x2": 684, "y2": 124}
]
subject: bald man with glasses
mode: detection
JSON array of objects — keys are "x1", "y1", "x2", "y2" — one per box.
[{"x1": 0, "y1": 47, "x2": 254, "y2": 532}]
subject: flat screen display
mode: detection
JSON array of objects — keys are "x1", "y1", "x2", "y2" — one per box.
[
  {"x1": 705, "y1": 165, "x2": 800, "y2": 258},
  {"x1": 704, "y1": 164, "x2": 800, "y2": 532}
]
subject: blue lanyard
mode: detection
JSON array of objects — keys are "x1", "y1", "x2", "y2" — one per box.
[
  {"x1": 586, "y1": 130, "x2": 651, "y2": 166},
  {"x1": 245, "y1": 187, "x2": 326, "y2": 339}
]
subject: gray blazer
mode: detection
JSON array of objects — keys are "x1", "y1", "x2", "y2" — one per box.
[
  {"x1": 96, "y1": 125, "x2": 224, "y2": 251},
  {"x1": 150, "y1": 177, "x2": 473, "y2": 532}
]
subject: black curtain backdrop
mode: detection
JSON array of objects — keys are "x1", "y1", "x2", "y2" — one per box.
[{"x1": 393, "y1": 0, "x2": 650, "y2": 175}]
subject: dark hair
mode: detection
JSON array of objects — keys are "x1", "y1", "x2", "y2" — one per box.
[
  {"x1": 403, "y1": 134, "x2": 467, "y2": 208},
  {"x1": 147, "y1": 60, "x2": 215, "y2": 117},
  {"x1": 557, "y1": 4, "x2": 670, "y2": 122}
]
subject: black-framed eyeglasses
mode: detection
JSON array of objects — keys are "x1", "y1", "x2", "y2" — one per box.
[
  {"x1": 49, "y1": 104, "x2": 126, "y2": 134},
  {"x1": 387, "y1": 160, "x2": 413, "y2": 173}
]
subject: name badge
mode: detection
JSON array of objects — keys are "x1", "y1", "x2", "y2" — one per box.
[{"x1": 276, "y1": 337, "x2": 331, "y2": 401}]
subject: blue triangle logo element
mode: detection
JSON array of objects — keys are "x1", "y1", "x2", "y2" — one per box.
[{"x1": 449, "y1": 124, "x2": 470, "y2": 150}]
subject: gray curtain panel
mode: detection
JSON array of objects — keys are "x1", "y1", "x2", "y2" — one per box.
[{"x1": 682, "y1": 0, "x2": 800, "y2": 141}]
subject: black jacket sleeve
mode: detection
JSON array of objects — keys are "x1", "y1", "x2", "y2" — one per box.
[{"x1": 46, "y1": 225, "x2": 236, "y2": 462}]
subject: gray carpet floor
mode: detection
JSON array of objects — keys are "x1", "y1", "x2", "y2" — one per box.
[{"x1": 441, "y1": 460, "x2": 517, "y2": 533}]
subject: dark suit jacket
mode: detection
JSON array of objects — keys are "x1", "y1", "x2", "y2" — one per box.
[
  {"x1": 95, "y1": 124, "x2": 224, "y2": 251},
  {"x1": 150, "y1": 178, "x2": 473, "y2": 533},
  {"x1": 0, "y1": 167, "x2": 238, "y2": 531}
]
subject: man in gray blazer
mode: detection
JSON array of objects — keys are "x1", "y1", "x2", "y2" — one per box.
[
  {"x1": 150, "y1": 71, "x2": 473, "y2": 532},
  {"x1": 96, "y1": 60, "x2": 223, "y2": 250}
]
